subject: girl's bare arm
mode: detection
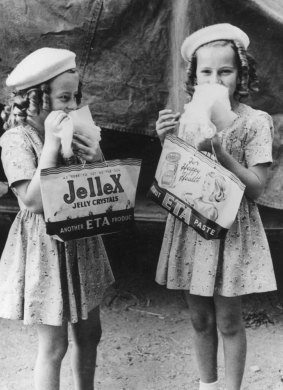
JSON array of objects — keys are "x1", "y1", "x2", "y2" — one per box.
[
  {"x1": 13, "y1": 146, "x2": 59, "y2": 213},
  {"x1": 217, "y1": 150, "x2": 268, "y2": 200},
  {"x1": 201, "y1": 135, "x2": 268, "y2": 200},
  {"x1": 13, "y1": 111, "x2": 66, "y2": 213}
]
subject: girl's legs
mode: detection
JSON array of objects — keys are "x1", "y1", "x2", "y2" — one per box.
[
  {"x1": 34, "y1": 323, "x2": 69, "y2": 390},
  {"x1": 214, "y1": 296, "x2": 246, "y2": 390},
  {"x1": 185, "y1": 293, "x2": 218, "y2": 385},
  {"x1": 70, "y1": 305, "x2": 102, "y2": 390}
]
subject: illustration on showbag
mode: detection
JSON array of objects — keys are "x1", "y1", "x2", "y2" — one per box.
[
  {"x1": 160, "y1": 152, "x2": 181, "y2": 187},
  {"x1": 148, "y1": 134, "x2": 245, "y2": 240}
]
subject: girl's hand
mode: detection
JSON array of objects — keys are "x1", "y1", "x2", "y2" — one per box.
[
  {"x1": 44, "y1": 110, "x2": 69, "y2": 151},
  {"x1": 156, "y1": 109, "x2": 180, "y2": 144},
  {"x1": 72, "y1": 133, "x2": 102, "y2": 162}
]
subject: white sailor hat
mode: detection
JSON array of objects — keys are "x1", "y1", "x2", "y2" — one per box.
[
  {"x1": 6, "y1": 47, "x2": 76, "y2": 90},
  {"x1": 181, "y1": 23, "x2": 250, "y2": 62}
]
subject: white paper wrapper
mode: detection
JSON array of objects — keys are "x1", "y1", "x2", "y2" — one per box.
[
  {"x1": 54, "y1": 105, "x2": 102, "y2": 159},
  {"x1": 68, "y1": 105, "x2": 101, "y2": 143},
  {"x1": 53, "y1": 116, "x2": 74, "y2": 158},
  {"x1": 178, "y1": 84, "x2": 237, "y2": 148}
]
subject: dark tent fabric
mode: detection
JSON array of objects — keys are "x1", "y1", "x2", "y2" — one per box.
[
  {"x1": 0, "y1": 0, "x2": 282, "y2": 133},
  {"x1": 0, "y1": 0, "x2": 283, "y2": 207},
  {"x1": 0, "y1": 0, "x2": 171, "y2": 136}
]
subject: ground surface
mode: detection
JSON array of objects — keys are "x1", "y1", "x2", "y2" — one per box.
[{"x1": 0, "y1": 223, "x2": 283, "y2": 390}]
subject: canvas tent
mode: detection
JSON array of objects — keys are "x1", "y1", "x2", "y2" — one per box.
[{"x1": 0, "y1": 0, "x2": 283, "y2": 208}]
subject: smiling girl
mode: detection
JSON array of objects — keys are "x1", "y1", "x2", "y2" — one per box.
[
  {"x1": 155, "y1": 24, "x2": 277, "y2": 390},
  {"x1": 0, "y1": 48, "x2": 114, "y2": 390}
]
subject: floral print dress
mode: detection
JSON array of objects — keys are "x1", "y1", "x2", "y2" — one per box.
[
  {"x1": 0, "y1": 124, "x2": 114, "y2": 325},
  {"x1": 156, "y1": 103, "x2": 277, "y2": 296}
]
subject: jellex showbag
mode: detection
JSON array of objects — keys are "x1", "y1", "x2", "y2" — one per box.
[{"x1": 40, "y1": 159, "x2": 141, "y2": 241}]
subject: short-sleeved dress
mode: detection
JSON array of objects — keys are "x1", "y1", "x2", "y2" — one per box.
[
  {"x1": 0, "y1": 124, "x2": 114, "y2": 326},
  {"x1": 156, "y1": 103, "x2": 277, "y2": 296}
]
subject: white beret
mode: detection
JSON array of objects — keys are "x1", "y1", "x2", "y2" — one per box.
[
  {"x1": 181, "y1": 23, "x2": 250, "y2": 62},
  {"x1": 6, "y1": 47, "x2": 76, "y2": 90}
]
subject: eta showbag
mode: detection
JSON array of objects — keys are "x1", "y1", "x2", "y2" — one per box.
[{"x1": 148, "y1": 134, "x2": 245, "y2": 239}]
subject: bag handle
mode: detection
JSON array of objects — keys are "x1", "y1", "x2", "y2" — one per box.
[
  {"x1": 198, "y1": 140, "x2": 219, "y2": 166},
  {"x1": 99, "y1": 147, "x2": 109, "y2": 167},
  {"x1": 65, "y1": 145, "x2": 108, "y2": 168},
  {"x1": 211, "y1": 140, "x2": 218, "y2": 163}
]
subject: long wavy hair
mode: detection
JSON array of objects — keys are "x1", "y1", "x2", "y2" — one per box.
[
  {"x1": 185, "y1": 40, "x2": 259, "y2": 101},
  {"x1": 205, "y1": 171, "x2": 227, "y2": 203},
  {"x1": 1, "y1": 69, "x2": 82, "y2": 131}
]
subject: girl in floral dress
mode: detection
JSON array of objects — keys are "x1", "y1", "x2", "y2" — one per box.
[
  {"x1": 0, "y1": 48, "x2": 114, "y2": 390},
  {"x1": 155, "y1": 24, "x2": 277, "y2": 390}
]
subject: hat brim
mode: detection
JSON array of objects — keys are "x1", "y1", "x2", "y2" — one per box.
[{"x1": 181, "y1": 23, "x2": 250, "y2": 62}]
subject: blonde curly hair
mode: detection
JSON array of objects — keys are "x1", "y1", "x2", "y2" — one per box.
[
  {"x1": 185, "y1": 40, "x2": 259, "y2": 101},
  {"x1": 1, "y1": 69, "x2": 82, "y2": 131}
]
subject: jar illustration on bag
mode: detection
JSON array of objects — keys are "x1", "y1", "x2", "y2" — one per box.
[{"x1": 161, "y1": 152, "x2": 181, "y2": 187}]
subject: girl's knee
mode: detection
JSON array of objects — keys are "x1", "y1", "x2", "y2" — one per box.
[
  {"x1": 186, "y1": 295, "x2": 216, "y2": 333},
  {"x1": 214, "y1": 296, "x2": 244, "y2": 337},
  {"x1": 37, "y1": 325, "x2": 69, "y2": 362},
  {"x1": 72, "y1": 328, "x2": 102, "y2": 352},
  {"x1": 217, "y1": 313, "x2": 244, "y2": 337},
  {"x1": 190, "y1": 310, "x2": 216, "y2": 333},
  {"x1": 42, "y1": 337, "x2": 68, "y2": 362},
  {"x1": 50, "y1": 342, "x2": 68, "y2": 362},
  {"x1": 71, "y1": 312, "x2": 102, "y2": 348}
]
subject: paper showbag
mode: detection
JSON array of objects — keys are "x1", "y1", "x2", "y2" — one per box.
[
  {"x1": 148, "y1": 135, "x2": 245, "y2": 240},
  {"x1": 40, "y1": 159, "x2": 141, "y2": 241}
]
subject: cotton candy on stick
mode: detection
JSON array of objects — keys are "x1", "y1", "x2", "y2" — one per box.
[
  {"x1": 208, "y1": 85, "x2": 238, "y2": 131},
  {"x1": 178, "y1": 103, "x2": 217, "y2": 148},
  {"x1": 191, "y1": 84, "x2": 237, "y2": 125},
  {"x1": 178, "y1": 84, "x2": 237, "y2": 148}
]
